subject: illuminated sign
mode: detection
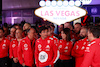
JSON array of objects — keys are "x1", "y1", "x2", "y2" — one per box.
[{"x1": 35, "y1": 6, "x2": 87, "y2": 25}]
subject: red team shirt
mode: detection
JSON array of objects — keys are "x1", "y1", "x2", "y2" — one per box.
[
  {"x1": 81, "y1": 38, "x2": 100, "y2": 67},
  {"x1": 70, "y1": 31, "x2": 80, "y2": 42},
  {"x1": 71, "y1": 37, "x2": 89, "y2": 67},
  {"x1": 58, "y1": 39, "x2": 73, "y2": 60},
  {"x1": 35, "y1": 37, "x2": 59, "y2": 67},
  {"x1": 0, "y1": 37, "x2": 10, "y2": 58},
  {"x1": 50, "y1": 35, "x2": 59, "y2": 45},
  {"x1": 9, "y1": 38, "x2": 19, "y2": 58},
  {"x1": 18, "y1": 36, "x2": 35, "y2": 67},
  {"x1": 7, "y1": 35, "x2": 15, "y2": 41}
]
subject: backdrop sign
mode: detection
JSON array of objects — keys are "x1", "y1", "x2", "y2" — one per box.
[{"x1": 35, "y1": 6, "x2": 87, "y2": 25}]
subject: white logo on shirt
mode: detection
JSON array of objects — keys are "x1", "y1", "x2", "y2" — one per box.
[
  {"x1": 60, "y1": 41, "x2": 62, "y2": 43},
  {"x1": 81, "y1": 46, "x2": 85, "y2": 50},
  {"x1": 76, "y1": 45, "x2": 79, "y2": 50},
  {"x1": 4, "y1": 40, "x2": 6, "y2": 43},
  {"x1": 46, "y1": 45, "x2": 50, "y2": 48},
  {"x1": 12, "y1": 44, "x2": 16, "y2": 48},
  {"x1": 87, "y1": 44, "x2": 91, "y2": 46},
  {"x1": 38, "y1": 44, "x2": 42, "y2": 48},
  {"x1": 65, "y1": 46, "x2": 68, "y2": 49},
  {"x1": 83, "y1": 42, "x2": 86, "y2": 45},
  {"x1": 64, "y1": 50, "x2": 68, "y2": 52},
  {"x1": 59, "y1": 45, "x2": 62, "y2": 48},
  {"x1": 66, "y1": 43, "x2": 69, "y2": 45},
  {"x1": 85, "y1": 47, "x2": 90, "y2": 52},
  {"x1": 47, "y1": 40, "x2": 50, "y2": 44},
  {"x1": 24, "y1": 44, "x2": 28, "y2": 48},
  {"x1": 39, "y1": 51, "x2": 48, "y2": 63},
  {"x1": 24, "y1": 44, "x2": 28, "y2": 50},
  {"x1": 2, "y1": 44, "x2": 6, "y2": 49}
]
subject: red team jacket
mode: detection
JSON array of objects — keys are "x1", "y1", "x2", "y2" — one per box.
[
  {"x1": 71, "y1": 37, "x2": 89, "y2": 67},
  {"x1": 18, "y1": 36, "x2": 35, "y2": 66},
  {"x1": 81, "y1": 38, "x2": 100, "y2": 67},
  {"x1": 7, "y1": 35, "x2": 15, "y2": 41},
  {"x1": 9, "y1": 39, "x2": 19, "y2": 58},
  {"x1": 35, "y1": 37, "x2": 59, "y2": 67},
  {"x1": 70, "y1": 31, "x2": 80, "y2": 42},
  {"x1": 0, "y1": 37, "x2": 10, "y2": 58},
  {"x1": 50, "y1": 35, "x2": 59, "y2": 45},
  {"x1": 58, "y1": 39, "x2": 73, "y2": 60}
]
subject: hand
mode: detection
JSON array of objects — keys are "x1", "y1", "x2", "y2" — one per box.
[
  {"x1": 22, "y1": 63, "x2": 25, "y2": 66},
  {"x1": 13, "y1": 58, "x2": 18, "y2": 63}
]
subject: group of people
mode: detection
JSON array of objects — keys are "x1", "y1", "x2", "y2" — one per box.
[{"x1": 0, "y1": 22, "x2": 100, "y2": 67}]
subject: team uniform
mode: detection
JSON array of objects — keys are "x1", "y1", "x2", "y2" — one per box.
[
  {"x1": 58, "y1": 39, "x2": 73, "y2": 67},
  {"x1": 35, "y1": 37, "x2": 59, "y2": 67},
  {"x1": 18, "y1": 36, "x2": 35, "y2": 67},
  {"x1": 22, "y1": 31, "x2": 26, "y2": 38},
  {"x1": 0, "y1": 37, "x2": 10, "y2": 67},
  {"x1": 7, "y1": 35, "x2": 15, "y2": 41},
  {"x1": 49, "y1": 35, "x2": 59, "y2": 45},
  {"x1": 70, "y1": 31, "x2": 80, "y2": 42},
  {"x1": 81, "y1": 38, "x2": 100, "y2": 67},
  {"x1": 71, "y1": 37, "x2": 89, "y2": 67},
  {"x1": 9, "y1": 38, "x2": 20, "y2": 67}
]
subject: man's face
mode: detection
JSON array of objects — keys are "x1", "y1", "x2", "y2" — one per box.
[
  {"x1": 28, "y1": 28, "x2": 36, "y2": 39},
  {"x1": 87, "y1": 30, "x2": 92, "y2": 41},
  {"x1": 10, "y1": 28, "x2": 16, "y2": 37},
  {"x1": 23, "y1": 23, "x2": 30, "y2": 30},
  {"x1": 80, "y1": 29, "x2": 87, "y2": 39},
  {"x1": 64, "y1": 23, "x2": 70, "y2": 28},
  {"x1": 74, "y1": 24, "x2": 81, "y2": 34},
  {"x1": 59, "y1": 25, "x2": 63, "y2": 33},
  {"x1": 15, "y1": 30, "x2": 22, "y2": 39},
  {"x1": 48, "y1": 28, "x2": 52, "y2": 36},
  {"x1": 0, "y1": 30, "x2": 3, "y2": 38},
  {"x1": 40, "y1": 29, "x2": 48, "y2": 39}
]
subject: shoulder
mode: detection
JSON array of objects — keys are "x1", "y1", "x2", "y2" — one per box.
[
  {"x1": 20, "y1": 37, "x2": 26, "y2": 43},
  {"x1": 4, "y1": 38, "x2": 10, "y2": 42}
]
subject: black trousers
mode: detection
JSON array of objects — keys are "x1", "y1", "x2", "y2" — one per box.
[
  {"x1": 55, "y1": 59, "x2": 72, "y2": 67},
  {"x1": 0, "y1": 57, "x2": 8, "y2": 67},
  {"x1": 12, "y1": 60, "x2": 21, "y2": 67}
]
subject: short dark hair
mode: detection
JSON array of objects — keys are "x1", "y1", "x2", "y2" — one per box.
[
  {"x1": 88, "y1": 26, "x2": 100, "y2": 38},
  {"x1": 0, "y1": 28, "x2": 4, "y2": 32},
  {"x1": 62, "y1": 28, "x2": 71, "y2": 41},
  {"x1": 39, "y1": 26, "x2": 48, "y2": 33},
  {"x1": 47, "y1": 26, "x2": 52, "y2": 30},
  {"x1": 75, "y1": 22, "x2": 82, "y2": 27}
]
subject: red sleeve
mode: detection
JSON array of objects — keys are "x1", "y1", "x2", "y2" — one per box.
[
  {"x1": 50, "y1": 41, "x2": 59, "y2": 65},
  {"x1": 62, "y1": 42, "x2": 73, "y2": 56},
  {"x1": 80, "y1": 45, "x2": 95, "y2": 67},
  {"x1": 9, "y1": 41, "x2": 13, "y2": 58},
  {"x1": 18, "y1": 41, "x2": 24, "y2": 65},
  {"x1": 35, "y1": 40, "x2": 39, "y2": 67},
  {"x1": 71, "y1": 42, "x2": 83, "y2": 57}
]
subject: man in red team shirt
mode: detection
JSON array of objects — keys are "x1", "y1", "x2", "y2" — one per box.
[
  {"x1": 18, "y1": 28, "x2": 36, "y2": 67},
  {"x1": 47, "y1": 26, "x2": 58, "y2": 45},
  {"x1": 74, "y1": 23, "x2": 82, "y2": 41},
  {"x1": 71, "y1": 27, "x2": 89, "y2": 67},
  {"x1": 0, "y1": 28, "x2": 10, "y2": 67},
  {"x1": 22, "y1": 23, "x2": 31, "y2": 37},
  {"x1": 7, "y1": 27, "x2": 16, "y2": 41},
  {"x1": 35, "y1": 26, "x2": 59, "y2": 67},
  {"x1": 9, "y1": 29, "x2": 23, "y2": 67},
  {"x1": 81, "y1": 26, "x2": 100, "y2": 67}
]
